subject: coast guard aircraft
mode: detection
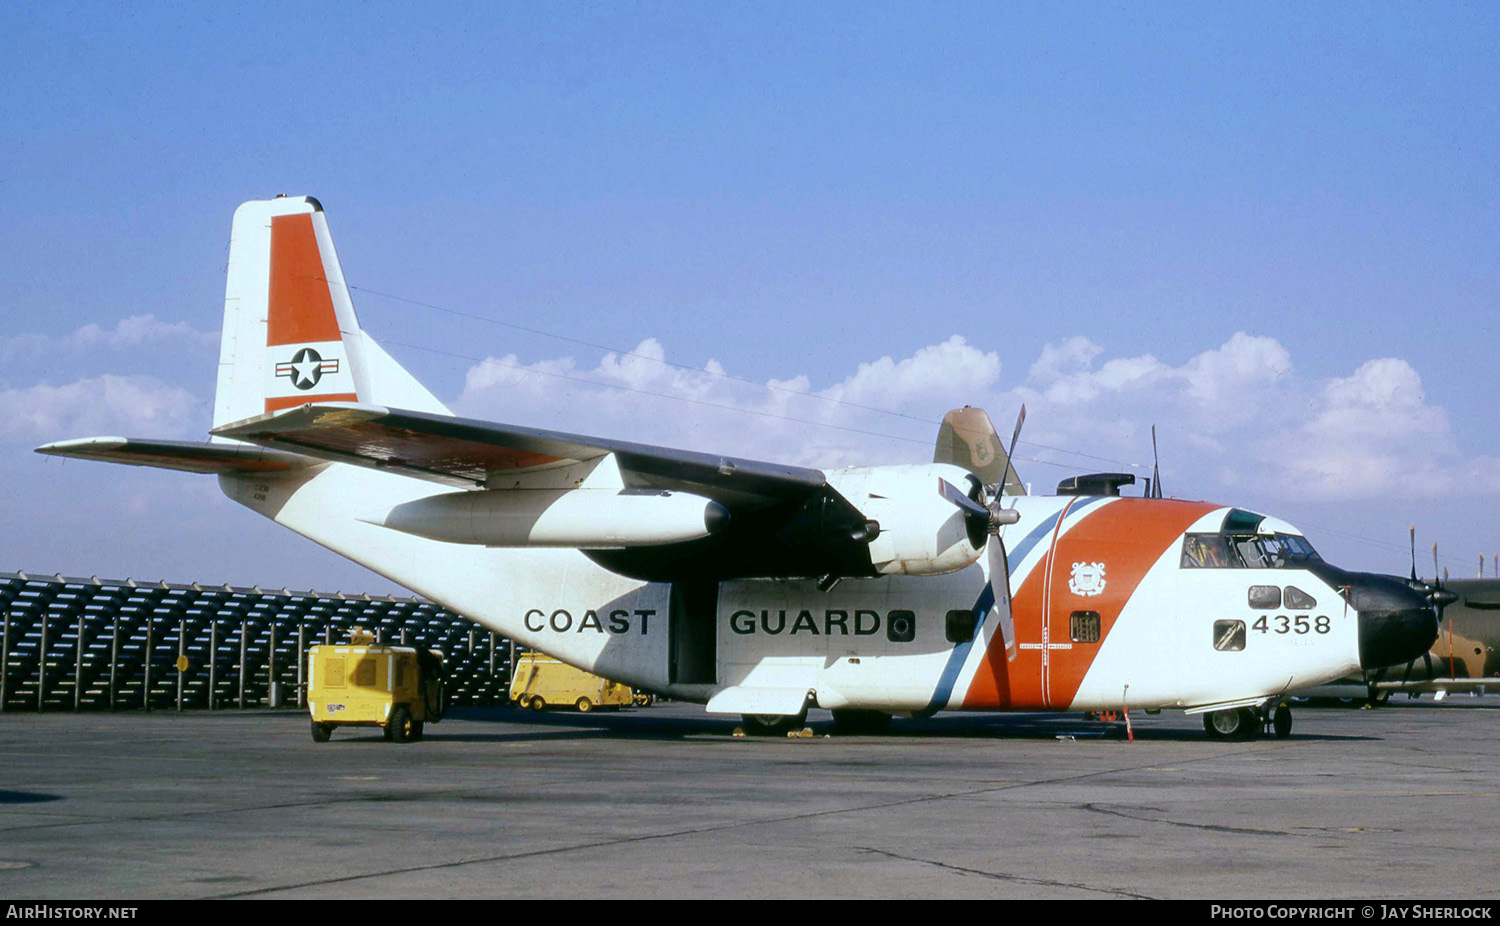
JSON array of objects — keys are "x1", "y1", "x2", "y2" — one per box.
[{"x1": 37, "y1": 196, "x2": 1438, "y2": 739}]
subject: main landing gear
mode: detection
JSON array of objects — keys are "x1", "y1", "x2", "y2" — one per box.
[
  {"x1": 1202, "y1": 702, "x2": 1293, "y2": 740},
  {"x1": 739, "y1": 710, "x2": 808, "y2": 737}
]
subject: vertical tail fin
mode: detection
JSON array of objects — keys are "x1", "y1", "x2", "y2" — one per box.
[
  {"x1": 934, "y1": 406, "x2": 1023, "y2": 496},
  {"x1": 213, "y1": 196, "x2": 448, "y2": 435}
]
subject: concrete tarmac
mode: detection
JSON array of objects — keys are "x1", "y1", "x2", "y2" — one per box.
[{"x1": 0, "y1": 700, "x2": 1497, "y2": 899}]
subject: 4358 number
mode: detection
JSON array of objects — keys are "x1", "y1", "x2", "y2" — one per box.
[{"x1": 1253, "y1": 615, "x2": 1330, "y2": 635}]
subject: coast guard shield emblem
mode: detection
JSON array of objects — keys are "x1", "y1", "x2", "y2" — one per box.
[{"x1": 1069, "y1": 562, "x2": 1106, "y2": 597}]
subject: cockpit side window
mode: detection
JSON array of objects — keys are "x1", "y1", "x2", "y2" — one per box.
[
  {"x1": 1181, "y1": 532, "x2": 1322, "y2": 569},
  {"x1": 1181, "y1": 533, "x2": 1241, "y2": 568}
]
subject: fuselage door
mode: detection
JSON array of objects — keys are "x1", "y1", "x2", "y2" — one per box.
[{"x1": 669, "y1": 580, "x2": 719, "y2": 685}]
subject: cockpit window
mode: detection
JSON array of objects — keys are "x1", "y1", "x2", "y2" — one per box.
[
  {"x1": 1181, "y1": 532, "x2": 1321, "y2": 569},
  {"x1": 1181, "y1": 534, "x2": 1239, "y2": 568}
]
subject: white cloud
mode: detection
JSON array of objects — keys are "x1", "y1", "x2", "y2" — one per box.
[
  {"x1": 450, "y1": 330, "x2": 1493, "y2": 503},
  {"x1": 1027, "y1": 336, "x2": 1103, "y2": 384},
  {"x1": 821, "y1": 336, "x2": 1001, "y2": 408},
  {"x1": 1181, "y1": 332, "x2": 1293, "y2": 405},
  {"x1": 0, "y1": 314, "x2": 219, "y2": 361},
  {"x1": 1268, "y1": 358, "x2": 1467, "y2": 500},
  {"x1": 0, "y1": 374, "x2": 204, "y2": 438}
]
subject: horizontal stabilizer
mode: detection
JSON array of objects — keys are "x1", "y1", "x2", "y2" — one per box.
[
  {"x1": 35, "y1": 437, "x2": 308, "y2": 474},
  {"x1": 213, "y1": 402, "x2": 827, "y2": 501}
]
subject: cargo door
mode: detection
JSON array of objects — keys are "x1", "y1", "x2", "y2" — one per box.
[{"x1": 669, "y1": 581, "x2": 718, "y2": 685}]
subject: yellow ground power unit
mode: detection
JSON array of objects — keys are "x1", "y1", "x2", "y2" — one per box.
[
  {"x1": 509, "y1": 652, "x2": 636, "y2": 712},
  {"x1": 307, "y1": 632, "x2": 446, "y2": 743}
]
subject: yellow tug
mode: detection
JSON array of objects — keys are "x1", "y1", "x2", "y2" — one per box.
[{"x1": 307, "y1": 628, "x2": 446, "y2": 743}]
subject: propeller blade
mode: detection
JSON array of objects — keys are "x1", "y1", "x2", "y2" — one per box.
[
  {"x1": 988, "y1": 536, "x2": 1017, "y2": 663},
  {"x1": 938, "y1": 477, "x2": 989, "y2": 521},
  {"x1": 1410, "y1": 526, "x2": 1418, "y2": 583},
  {"x1": 1002, "y1": 405, "x2": 1026, "y2": 496}
]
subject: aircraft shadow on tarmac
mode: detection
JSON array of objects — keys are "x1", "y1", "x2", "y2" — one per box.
[
  {"x1": 387, "y1": 707, "x2": 1380, "y2": 744},
  {"x1": 0, "y1": 790, "x2": 64, "y2": 805}
]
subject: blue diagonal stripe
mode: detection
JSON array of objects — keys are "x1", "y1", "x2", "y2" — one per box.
[{"x1": 921, "y1": 494, "x2": 1115, "y2": 714}]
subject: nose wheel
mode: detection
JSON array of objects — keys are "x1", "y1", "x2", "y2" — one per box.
[{"x1": 1270, "y1": 703, "x2": 1293, "y2": 738}]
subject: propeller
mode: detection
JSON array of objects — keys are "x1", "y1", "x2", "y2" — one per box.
[
  {"x1": 1429, "y1": 542, "x2": 1459, "y2": 617},
  {"x1": 934, "y1": 406, "x2": 1025, "y2": 662},
  {"x1": 1371, "y1": 529, "x2": 1455, "y2": 703},
  {"x1": 1406, "y1": 526, "x2": 1432, "y2": 595},
  {"x1": 938, "y1": 477, "x2": 1019, "y2": 532}
]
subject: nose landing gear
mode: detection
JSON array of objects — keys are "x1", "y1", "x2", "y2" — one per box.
[{"x1": 1270, "y1": 702, "x2": 1293, "y2": 738}]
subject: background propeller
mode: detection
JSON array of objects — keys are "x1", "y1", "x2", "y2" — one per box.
[{"x1": 1370, "y1": 529, "x2": 1457, "y2": 702}]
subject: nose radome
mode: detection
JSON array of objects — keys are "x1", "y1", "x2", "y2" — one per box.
[{"x1": 1355, "y1": 577, "x2": 1439, "y2": 670}]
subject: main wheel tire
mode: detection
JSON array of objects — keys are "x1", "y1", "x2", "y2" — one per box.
[
  {"x1": 741, "y1": 711, "x2": 808, "y2": 737},
  {"x1": 388, "y1": 705, "x2": 414, "y2": 743},
  {"x1": 1204, "y1": 708, "x2": 1255, "y2": 740},
  {"x1": 527, "y1": 696, "x2": 546, "y2": 712},
  {"x1": 1272, "y1": 704, "x2": 1293, "y2": 738},
  {"x1": 576, "y1": 697, "x2": 593, "y2": 713},
  {"x1": 830, "y1": 709, "x2": 892, "y2": 734},
  {"x1": 310, "y1": 721, "x2": 332, "y2": 743}
]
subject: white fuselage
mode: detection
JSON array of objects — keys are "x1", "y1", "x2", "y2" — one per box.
[{"x1": 222, "y1": 460, "x2": 1363, "y2": 715}]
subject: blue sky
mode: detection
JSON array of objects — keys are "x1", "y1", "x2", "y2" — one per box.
[{"x1": 2, "y1": 2, "x2": 1496, "y2": 591}]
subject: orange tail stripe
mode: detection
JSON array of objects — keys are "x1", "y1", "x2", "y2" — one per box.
[
  {"x1": 264, "y1": 393, "x2": 359, "y2": 413},
  {"x1": 267, "y1": 213, "x2": 341, "y2": 346}
]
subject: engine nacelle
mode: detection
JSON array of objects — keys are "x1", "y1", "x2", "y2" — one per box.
[
  {"x1": 364, "y1": 488, "x2": 729, "y2": 548},
  {"x1": 825, "y1": 462, "x2": 985, "y2": 576}
]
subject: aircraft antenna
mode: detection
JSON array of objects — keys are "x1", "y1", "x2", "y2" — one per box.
[{"x1": 1151, "y1": 425, "x2": 1162, "y2": 498}]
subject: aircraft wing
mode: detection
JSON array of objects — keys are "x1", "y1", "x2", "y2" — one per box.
[
  {"x1": 211, "y1": 401, "x2": 828, "y2": 504},
  {"x1": 35, "y1": 437, "x2": 308, "y2": 474},
  {"x1": 213, "y1": 402, "x2": 879, "y2": 581}
]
